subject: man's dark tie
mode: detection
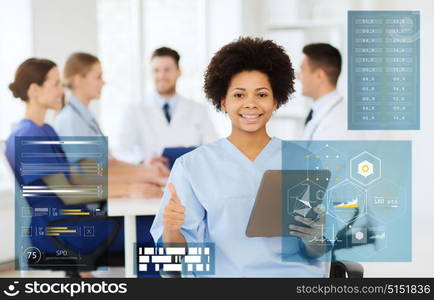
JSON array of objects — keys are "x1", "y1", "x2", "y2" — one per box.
[
  {"x1": 163, "y1": 103, "x2": 171, "y2": 124},
  {"x1": 304, "y1": 109, "x2": 313, "y2": 126}
]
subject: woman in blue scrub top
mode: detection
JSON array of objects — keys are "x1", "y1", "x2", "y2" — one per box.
[
  {"x1": 151, "y1": 38, "x2": 332, "y2": 277},
  {"x1": 5, "y1": 58, "x2": 125, "y2": 270}
]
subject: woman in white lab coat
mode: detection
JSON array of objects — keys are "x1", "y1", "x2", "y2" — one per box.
[{"x1": 151, "y1": 37, "x2": 333, "y2": 277}]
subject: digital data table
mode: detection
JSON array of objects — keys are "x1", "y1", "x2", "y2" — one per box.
[{"x1": 348, "y1": 11, "x2": 420, "y2": 130}]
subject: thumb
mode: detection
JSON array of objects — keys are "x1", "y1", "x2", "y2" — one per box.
[
  {"x1": 314, "y1": 204, "x2": 326, "y2": 222},
  {"x1": 168, "y1": 183, "x2": 181, "y2": 203}
]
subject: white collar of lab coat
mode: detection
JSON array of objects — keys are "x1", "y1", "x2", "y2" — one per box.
[
  {"x1": 303, "y1": 90, "x2": 342, "y2": 140},
  {"x1": 311, "y1": 89, "x2": 341, "y2": 118},
  {"x1": 152, "y1": 91, "x2": 180, "y2": 112}
]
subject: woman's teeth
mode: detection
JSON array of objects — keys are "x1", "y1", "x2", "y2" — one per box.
[{"x1": 241, "y1": 114, "x2": 261, "y2": 119}]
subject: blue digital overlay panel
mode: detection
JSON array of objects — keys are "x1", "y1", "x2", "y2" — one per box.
[
  {"x1": 348, "y1": 11, "x2": 420, "y2": 130},
  {"x1": 282, "y1": 141, "x2": 411, "y2": 262},
  {"x1": 137, "y1": 243, "x2": 215, "y2": 276},
  {"x1": 15, "y1": 136, "x2": 108, "y2": 270}
]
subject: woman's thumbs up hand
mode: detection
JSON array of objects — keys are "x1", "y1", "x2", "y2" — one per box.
[{"x1": 163, "y1": 183, "x2": 185, "y2": 231}]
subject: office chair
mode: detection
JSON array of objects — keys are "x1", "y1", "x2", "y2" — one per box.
[
  {"x1": 330, "y1": 261, "x2": 363, "y2": 278},
  {"x1": 330, "y1": 208, "x2": 368, "y2": 278}
]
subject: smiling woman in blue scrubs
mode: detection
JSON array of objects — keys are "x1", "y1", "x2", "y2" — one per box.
[{"x1": 151, "y1": 38, "x2": 332, "y2": 277}]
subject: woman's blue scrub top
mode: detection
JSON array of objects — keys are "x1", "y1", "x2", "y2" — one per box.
[{"x1": 151, "y1": 137, "x2": 332, "y2": 277}]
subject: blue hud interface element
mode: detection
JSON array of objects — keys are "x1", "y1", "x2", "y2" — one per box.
[
  {"x1": 15, "y1": 136, "x2": 108, "y2": 271},
  {"x1": 282, "y1": 141, "x2": 411, "y2": 262},
  {"x1": 137, "y1": 243, "x2": 215, "y2": 276},
  {"x1": 348, "y1": 11, "x2": 420, "y2": 130}
]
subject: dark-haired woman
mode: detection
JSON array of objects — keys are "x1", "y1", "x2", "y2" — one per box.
[
  {"x1": 150, "y1": 38, "x2": 332, "y2": 277},
  {"x1": 4, "y1": 58, "x2": 148, "y2": 270}
]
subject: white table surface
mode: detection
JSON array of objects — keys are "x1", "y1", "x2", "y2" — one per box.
[{"x1": 108, "y1": 197, "x2": 161, "y2": 278}]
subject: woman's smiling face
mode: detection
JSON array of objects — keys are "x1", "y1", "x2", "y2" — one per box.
[{"x1": 221, "y1": 70, "x2": 276, "y2": 134}]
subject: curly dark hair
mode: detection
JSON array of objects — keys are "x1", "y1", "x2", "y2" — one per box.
[{"x1": 204, "y1": 37, "x2": 295, "y2": 111}]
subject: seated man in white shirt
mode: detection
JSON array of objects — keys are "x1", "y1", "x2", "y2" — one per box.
[
  {"x1": 115, "y1": 47, "x2": 219, "y2": 164},
  {"x1": 298, "y1": 43, "x2": 364, "y2": 140}
]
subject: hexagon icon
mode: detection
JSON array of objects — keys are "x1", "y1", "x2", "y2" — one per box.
[
  {"x1": 347, "y1": 214, "x2": 388, "y2": 260},
  {"x1": 286, "y1": 180, "x2": 326, "y2": 217},
  {"x1": 331, "y1": 214, "x2": 388, "y2": 261},
  {"x1": 327, "y1": 179, "x2": 367, "y2": 224},
  {"x1": 350, "y1": 151, "x2": 381, "y2": 186}
]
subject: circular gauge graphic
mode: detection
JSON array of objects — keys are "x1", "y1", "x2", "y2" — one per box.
[{"x1": 23, "y1": 246, "x2": 42, "y2": 264}]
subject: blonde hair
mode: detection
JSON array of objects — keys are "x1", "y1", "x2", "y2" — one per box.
[{"x1": 64, "y1": 52, "x2": 99, "y2": 89}]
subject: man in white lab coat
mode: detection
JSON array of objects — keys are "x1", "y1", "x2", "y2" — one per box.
[
  {"x1": 115, "y1": 47, "x2": 219, "y2": 163},
  {"x1": 298, "y1": 43, "x2": 361, "y2": 140}
]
